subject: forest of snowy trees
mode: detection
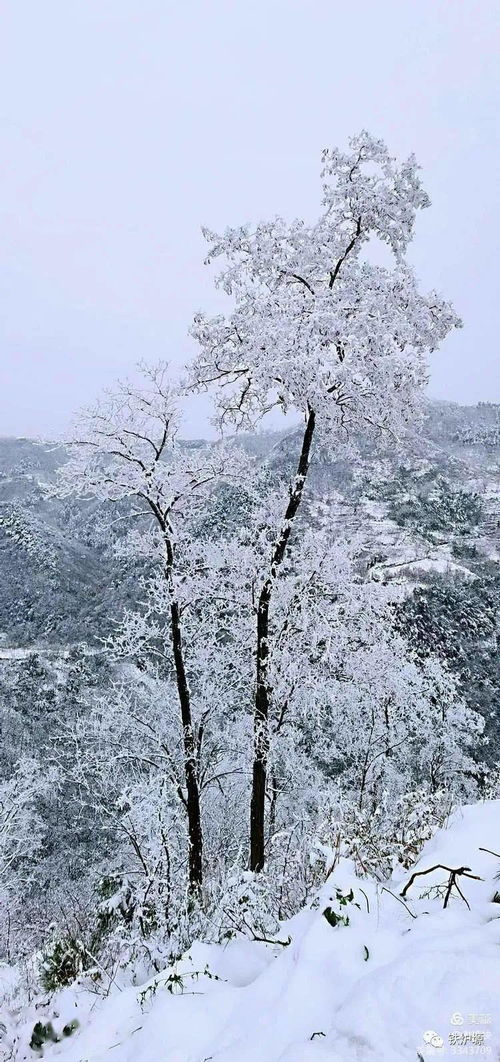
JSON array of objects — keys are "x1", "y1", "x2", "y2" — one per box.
[{"x1": 1, "y1": 134, "x2": 499, "y2": 1061}]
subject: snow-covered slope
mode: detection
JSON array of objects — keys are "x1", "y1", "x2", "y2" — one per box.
[
  {"x1": 0, "y1": 401, "x2": 499, "y2": 647},
  {"x1": 3, "y1": 801, "x2": 500, "y2": 1062}
]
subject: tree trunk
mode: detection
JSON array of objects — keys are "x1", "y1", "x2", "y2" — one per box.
[
  {"x1": 163, "y1": 533, "x2": 203, "y2": 893},
  {"x1": 169, "y1": 597, "x2": 203, "y2": 892},
  {"x1": 249, "y1": 407, "x2": 316, "y2": 871}
]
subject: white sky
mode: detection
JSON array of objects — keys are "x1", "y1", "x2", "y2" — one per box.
[{"x1": 1, "y1": 0, "x2": 498, "y2": 438}]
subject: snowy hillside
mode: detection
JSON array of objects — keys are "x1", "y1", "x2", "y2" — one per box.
[
  {"x1": 2, "y1": 800, "x2": 500, "y2": 1062},
  {"x1": 0, "y1": 401, "x2": 499, "y2": 650}
]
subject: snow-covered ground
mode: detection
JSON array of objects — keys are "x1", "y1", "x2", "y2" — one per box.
[{"x1": 2, "y1": 802, "x2": 500, "y2": 1062}]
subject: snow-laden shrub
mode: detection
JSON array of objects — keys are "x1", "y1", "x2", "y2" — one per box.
[
  {"x1": 203, "y1": 870, "x2": 283, "y2": 945},
  {"x1": 38, "y1": 936, "x2": 89, "y2": 993},
  {"x1": 481, "y1": 765, "x2": 500, "y2": 799},
  {"x1": 312, "y1": 786, "x2": 456, "y2": 880}
]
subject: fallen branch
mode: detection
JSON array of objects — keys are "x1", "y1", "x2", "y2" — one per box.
[{"x1": 400, "y1": 864, "x2": 482, "y2": 909}]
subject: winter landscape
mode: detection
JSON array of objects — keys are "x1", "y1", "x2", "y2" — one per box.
[{"x1": 1, "y1": 4, "x2": 499, "y2": 1062}]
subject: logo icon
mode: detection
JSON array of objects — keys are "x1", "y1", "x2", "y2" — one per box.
[
  {"x1": 450, "y1": 1012, "x2": 465, "y2": 1026},
  {"x1": 423, "y1": 1030, "x2": 444, "y2": 1048}
]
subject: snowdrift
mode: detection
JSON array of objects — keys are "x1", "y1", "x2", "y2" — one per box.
[{"x1": 2, "y1": 800, "x2": 500, "y2": 1062}]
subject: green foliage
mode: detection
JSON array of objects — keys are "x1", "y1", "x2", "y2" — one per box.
[
  {"x1": 322, "y1": 887, "x2": 359, "y2": 929},
  {"x1": 451, "y1": 540, "x2": 479, "y2": 559},
  {"x1": 323, "y1": 905, "x2": 349, "y2": 928},
  {"x1": 96, "y1": 874, "x2": 135, "y2": 926},
  {"x1": 138, "y1": 970, "x2": 185, "y2": 1007},
  {"x1": 96, "y1": 873, "x2": 159, "y2": 943},
  {"x1": 388, "y1": 477, "x2": 484, "y2": 539},
  {"x1": 396, "y1": 575, "x2": 496, "y2": 663},
  {"x1": 29, "y1": 1018, "x2": 79, "y2": 1052},
  {"x1": 395, "y1": 569, "x2": 500, "y2": 759},
  {"x1": 62, "y1": 1019, "x2": 80, "y2": 1037},
  {"x1": 30, "y1": 1022, "x2": 59, "y2": 1052},
  {"x1": 138, "y1": 964, "x2": 227, "y2": 1011},
  {"x1": 38, "y1": 936, "x2": 88, "y2": 992},
  {"x1": 192, "y1": 479, "x2": 255, "y2": 540}
]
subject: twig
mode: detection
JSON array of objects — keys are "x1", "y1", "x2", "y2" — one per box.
[
  {"x1": 381, "y1": 887, "x2": 417, "y2": 919},
  {"x1": 358, "y1": 887, "x2": 370, "y2": 915}
]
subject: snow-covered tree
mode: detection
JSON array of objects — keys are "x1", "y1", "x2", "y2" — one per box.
[
  {"x1": 189, "y1": 131, "x2": 461, "y2": 870},
  {"x1": 0, "y1": 759, "x2": 54, "y2": 893},
  {"x1": 239, "y1": 530, "x2": 483, "y2": 852},
  {"x1": 0, "y1": 757, "x2": 58, "y2": 958},
  {"x1": 57, "y1": 525, "x2": 484, "y2": 965},
  {"x1": 58, "y1": 363, "x2": 250, "y2": 893}
]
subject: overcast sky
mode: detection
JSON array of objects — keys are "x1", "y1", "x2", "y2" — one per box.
[{"x1": 1, "y1": 0, "x2": 498, "y2": 438}]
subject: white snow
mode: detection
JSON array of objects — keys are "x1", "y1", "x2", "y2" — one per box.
[
  {"x1": 371, "y1": 554, "x2": 478, "y2": 582},
  {"x1": 2, "y1": 801, "x2": 500, "y2": 1062}
]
